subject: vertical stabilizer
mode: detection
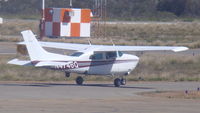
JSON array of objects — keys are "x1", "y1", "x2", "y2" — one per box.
[
  {"x1": 21, "y1": 30, "x2": 49, "y2": 61},
  {"x1": 21, "y1": 30, "x2": 72, "y2": 62}
]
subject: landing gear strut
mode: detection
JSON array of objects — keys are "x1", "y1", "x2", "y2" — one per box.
[
  {"x1": 76, "y1": 76, "x2": 84, "y2": 85},
  {"x1": 114, "y1": 78, "x2": 126, "y2": 87}
]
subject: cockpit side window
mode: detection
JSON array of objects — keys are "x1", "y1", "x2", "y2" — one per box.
[
  {"x1": 90, "y1": 53, "x2": 103, "y2": 60},
  {"x1": 70, "y1": 52, "x2": 83, "y2": 57},
  {"x1": 106, "y1": 52, "x2": 117, "y2": 59}
]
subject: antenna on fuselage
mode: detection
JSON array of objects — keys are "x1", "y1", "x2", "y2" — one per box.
[
  {"x1": 87, "y1": 39, "x2": 92, "y2": 46},
  {"x1": 110, "y1": 39, "x2": 119, "y2": 57},
  {"x1": 110, "y1": 39, "x2": 115, "y2": 46}
]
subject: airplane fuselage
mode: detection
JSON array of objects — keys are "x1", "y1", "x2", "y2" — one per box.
[{"x1": 49, "y1": 53, "x2": 139, "y2": 76}]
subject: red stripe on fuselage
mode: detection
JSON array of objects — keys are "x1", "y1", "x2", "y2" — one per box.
[{"x1": 31, "y1": 59, "x2": 138, "y2": 70}]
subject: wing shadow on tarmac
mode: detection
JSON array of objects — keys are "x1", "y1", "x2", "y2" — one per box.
[{"x1": 0, "y1": 83, "x2": 154, "y2": 89}]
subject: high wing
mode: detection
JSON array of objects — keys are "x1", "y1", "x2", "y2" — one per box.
[
  {"x1": 18, "y1": 41, "x2": 90, "y2": 51},
  {"x1": 94, "y1": 45, "x2": 188, "y2": 52},
  {"x1": 40, "y1": 42, "x2": 91, "y2": 51},
  {"x1": 19, "y1": 41, "x2": 188, "y2": 52}
]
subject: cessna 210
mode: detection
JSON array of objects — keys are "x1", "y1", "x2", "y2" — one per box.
[{"x1": 8, "y1": 30, "x2": 188, "y2": 87}]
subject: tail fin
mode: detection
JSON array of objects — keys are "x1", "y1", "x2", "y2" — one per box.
[
  {"x1": 21, "y1": 30, "x2": 49, "y2": 61},
  {"x1": 21, "y1": 30, "x2": 67, "y2": 61}
]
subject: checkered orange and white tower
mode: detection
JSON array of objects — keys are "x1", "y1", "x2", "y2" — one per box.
[{"x1": 43, "y1": 8, "x2": 92, "y2": 38}]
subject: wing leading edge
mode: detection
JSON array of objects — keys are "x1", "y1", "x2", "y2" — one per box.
[
  {"x1": 18, "y1": 41, "x2": 188, "y2": 52},
  {"x1": 95, "y1": 46, "x2": 189, "y2": 52},
  {"x1": 18, "y1": 41, "x2": 91, "y2": 51}
]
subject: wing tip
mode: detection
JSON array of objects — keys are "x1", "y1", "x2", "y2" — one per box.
[{"x1": 173, "y1": 47, "x2": 189, "y2": 52}]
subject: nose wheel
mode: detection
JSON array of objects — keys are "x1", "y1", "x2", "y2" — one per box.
[
  {"x1": 114, "y1": 78, "x2": 126, "y2": 87},
  {"x1": 76, "y1": 76, "x2": 84, "y2": 85}
]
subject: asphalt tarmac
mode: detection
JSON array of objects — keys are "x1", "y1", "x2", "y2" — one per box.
[
  {"x1": 0, "y1": 42, "x2": 16, "y2": 54},
  {"x1": 0, "y1": 81, "x2": 200, "y2": 113}
]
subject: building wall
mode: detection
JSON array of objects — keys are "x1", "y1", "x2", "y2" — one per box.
[{"x1": 43, "y1": 8, "x2": 92, "y2": 38}]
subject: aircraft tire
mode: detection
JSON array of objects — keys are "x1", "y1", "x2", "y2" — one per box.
[
  {"x1": 76, "y1": 76, "x2": 84, "y2": 85},
  {"x1": 121, "y1": 78, "x2": 126, "y2": 85},
  {"x1": 114, "y1": 78, "x2": 121, "y2": 87}
]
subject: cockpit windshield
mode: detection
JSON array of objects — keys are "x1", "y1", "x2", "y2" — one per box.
[{"x1": 70, "y1": 52, "x2": 83, "y2": 57}]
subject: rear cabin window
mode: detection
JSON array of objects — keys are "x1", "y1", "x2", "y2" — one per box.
[
  {"x1": 70, "y1": 52, "x2": 83, "y2": 57},
  {"x1": 118, "y1": 51, "x2": 123, "y2": 57},
  {"x1": 91, "y1": 53, "x2": 103, "y2": 60}
]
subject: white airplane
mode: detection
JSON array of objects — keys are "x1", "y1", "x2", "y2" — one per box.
[{"x1": 8, "y1": 30, "x2": 188, "y2": 87}]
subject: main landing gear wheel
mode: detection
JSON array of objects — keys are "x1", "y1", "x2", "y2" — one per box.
[
  {"x1": 114, "y1": 78, "x2": 121, "y2": 87},
  {"x1": 120, "y1": 78, "x2": 126, "y2": 85},
  {"x1": 76, "y1": 76, "x2": 84, "y2": 85}
]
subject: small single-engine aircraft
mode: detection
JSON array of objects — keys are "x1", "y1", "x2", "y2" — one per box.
[{"x1": 8, "y1": 30, "x2": 188, "y2": 87}]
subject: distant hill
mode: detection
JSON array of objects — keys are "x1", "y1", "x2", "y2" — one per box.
[{"x1": 0, "y1": 0, "x2": 200, "y2": 21}]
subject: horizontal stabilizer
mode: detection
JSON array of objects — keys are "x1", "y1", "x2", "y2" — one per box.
[
  {"x1": 35, "y1": 61, "x2": 70, "y2": 67},
  {"x1": 7, "y1": 59, "x2": 32, "y2": 66}
]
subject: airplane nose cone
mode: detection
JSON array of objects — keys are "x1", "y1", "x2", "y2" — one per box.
[
  {"x1": 132, "y1": 55, "x2": 139, "y2": 61},
  {"x1": 125, "y1": 55, "x2": 140, "y2": 74}
]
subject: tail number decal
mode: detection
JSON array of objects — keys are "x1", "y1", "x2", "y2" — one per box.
[
  {"x1": 68, "y1": 61, "x2": 79, "y2": 69},
  {"x1": 55, "y1": 61, "x2": 79, "y2": 69}
]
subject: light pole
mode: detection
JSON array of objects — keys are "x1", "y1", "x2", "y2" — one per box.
[
  {"x1": 40, "y1": 0, "x2": 45, "y2": 39},
  {"x1": 42, "y1": 0, "x2": 45, "y2": 20},
  {"x1": 70, "y1": 0, "x2": 73, "y2": 8}
]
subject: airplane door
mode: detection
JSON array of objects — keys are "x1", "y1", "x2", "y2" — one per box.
[{"x1": 88, "y1": 52, "x2": 114, "y2": 75}]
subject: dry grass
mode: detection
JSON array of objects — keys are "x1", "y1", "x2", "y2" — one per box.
[
  {"x1": 1, "y1": 53, "x2": 200, "y2": 81},
  {"x1": 131, "y1": 53, "x2": 200, "y2": 81},
  {"x1": 1, "y1": 19, "x2": 200, "y2": 81},
  {"x1": 1, "y1": 19, "x2": 200, "y2": 48},
  {"x1": 0, "y1": 19, "x2": 39, "y2": 36},
  {"x1": 140, "y1": 91, "x2": 200, "y2": 99}
]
